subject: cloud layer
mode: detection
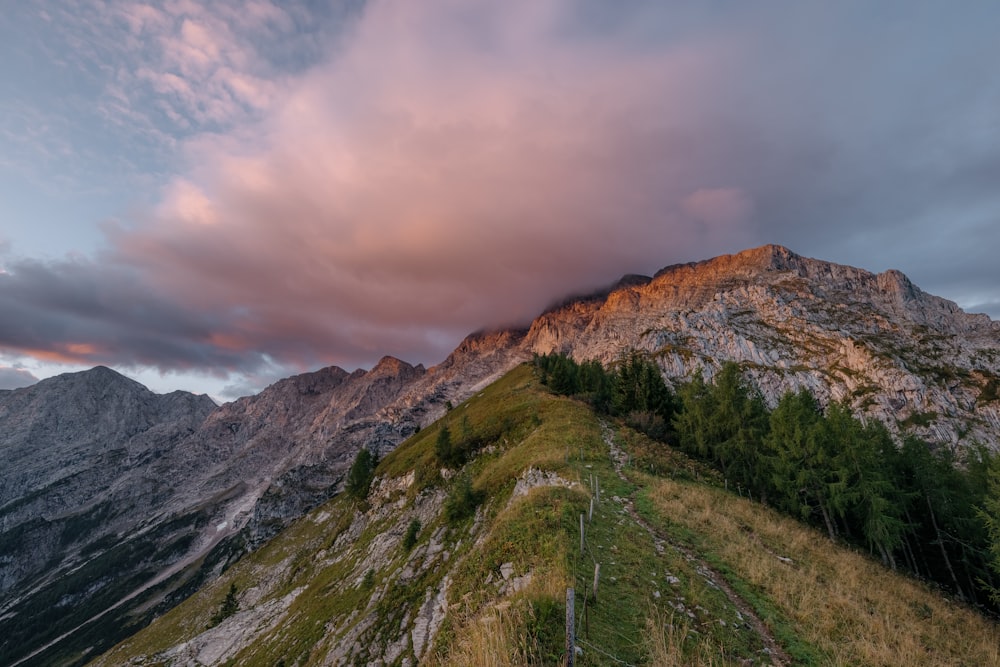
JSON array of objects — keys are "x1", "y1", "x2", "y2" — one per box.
[
  {"x1": 3, "y1": 1, "x2": 1000, "y2": 394},
  {"x1": 0, "y1": 365, "x2": 39, "y2": 390}
]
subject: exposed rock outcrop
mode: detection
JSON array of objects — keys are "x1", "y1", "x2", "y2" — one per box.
[{"x1": 505, "y1": 245, "x2": 1000, "y2": 448}]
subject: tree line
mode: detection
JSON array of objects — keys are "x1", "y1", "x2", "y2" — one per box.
[{"x1": 534, "y1": 351, "x2": 1000, "y2": 610}]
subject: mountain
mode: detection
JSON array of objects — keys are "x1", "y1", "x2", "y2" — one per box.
[
  {"x1": 0, "y1": 347, "x2": 529, "y2": 665},
  {"x1": 2, "y1": 244, "x2": 999, "y2": 664},
  {"x1": 519, "y1": 244, "x2": 1000, "y2": 447},
  {"x1": 0, "y1": 367, "x2": 216, "y2": 595},
  {"x1": 90, "y1": 364, "x2": 1000, "y2": 666}
]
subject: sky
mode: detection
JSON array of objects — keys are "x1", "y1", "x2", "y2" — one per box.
[{"x1": 2, "y1": 1, "x2": 999, "y2": 400}]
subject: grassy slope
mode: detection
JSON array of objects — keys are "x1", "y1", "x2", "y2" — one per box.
[{"x1": 90, "y1": 364, "x2": 1000, "y2": 666}]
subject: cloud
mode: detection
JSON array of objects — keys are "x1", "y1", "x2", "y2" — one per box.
[
  {"x1": 101, "y1": 1, "x2": 763, "y2": 364},
  {"x1": 3, "y1": 1, "x2": 1000, "y2": 393},
  {"x1": 0, "y1": 365, "x2": 38, "y2": 390},
  {"x1": 84, "y1": 0, "x2": 304, "y2": 134},
  {"x1": 0, "y1": 256, "x2": 263, "y2": 372}
]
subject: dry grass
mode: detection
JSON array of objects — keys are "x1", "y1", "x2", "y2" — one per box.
[
  {"x1": 645, "y1": 476, "x2": 1000, "y2": 666},
  {"x1": 644, "y1": 606, "x2": 727, "y2": 667},
  {"x1": 433, "y1": 567, "x2": 571, "y2": 667}
]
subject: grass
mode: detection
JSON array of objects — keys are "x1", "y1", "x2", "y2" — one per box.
[
  {"x1": 899, "y1": 410, "x2": 939, "y2": 429},
  {"x1": 430, "y1": 370, "x2": 784, "y2": 665},
  {"x1": 638, "y1": 472, "x2": 1000, "y2": 666},
  {"x1": 88, "y1": 363, "x2": 1000, "y2": 666}
]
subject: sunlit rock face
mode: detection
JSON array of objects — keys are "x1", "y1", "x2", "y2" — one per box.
[{"x1": 517, "y1": 245, "x2": 1000, "y2": 449}]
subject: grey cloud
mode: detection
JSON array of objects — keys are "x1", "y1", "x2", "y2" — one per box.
[{"x1": 0, "y1": 365, "x2": 38, "y2": 390}]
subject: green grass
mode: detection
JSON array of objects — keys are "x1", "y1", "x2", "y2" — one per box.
[
  {"x1": 89, "y1": 363, "x2": 1000, "y2": 666},
  {"x1": 899, "y1": 410, "x2": 939, "y2": 429}
]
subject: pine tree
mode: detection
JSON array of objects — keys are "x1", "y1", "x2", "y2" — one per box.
[
  {"x1": 346, "y1": 448, "x2": 377, "y2": 499},
  {"x1": 767, "y1": 389, "x2": 823, "y2": 517},
  {"x1": 897, "y1": 436, "x2": 968, "y2": 599},
  {"x1": 548, "y1": 354, "x2": 580, "y2": 395},
  {"x1": 710, "y1": 363, "x2": 770, "y2": 498},
  {"x1": 436, "y1": 424, "x2": 455, "y2": 466},
  {"x1": 673, "y1": 371, "x2": 717, "y2": 460},
  {"x1": 831, "y1": 412, "x2": 905, "y2": 567},
  {"x1": 978, "y1": 454, "x2": 1000, "y2": 602},
  {"x1": 579, "y1": 359, "x2": 612, "y2": 412},
  {"x1": 402, "y1": 519, "x2": 421, "y2": 551}
]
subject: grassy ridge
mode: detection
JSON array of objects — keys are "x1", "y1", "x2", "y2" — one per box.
[{"x1": 89, "y1": 364, "x2": 1000, "y2": 666}]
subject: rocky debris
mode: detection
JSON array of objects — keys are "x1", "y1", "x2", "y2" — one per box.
[
  {"x1": 154, "y1": 587, "x2": 305, "y2": 666},
  {"x1": 411, "y1": 576, "x2": 451, "y2": 659},
  {"x1": 511, "y1": 467, "x2": 577, "y2": 500},
  {"x1": 372, "y1": 471, "x2": 416, "y2": 502}
]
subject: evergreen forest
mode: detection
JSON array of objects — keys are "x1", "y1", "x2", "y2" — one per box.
[{"x1": 534, "y1": 351, "x2": 1000, "y2": 611}]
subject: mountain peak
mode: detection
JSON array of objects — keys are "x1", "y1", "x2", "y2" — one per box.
[
  {"x1": 877, "y1": 268, "x2": 918, "y2": 301},
  {"x1": 653, "y1": 244, "x2": 804, "y2": 281},
  {"x1": 71, "y1": 364, "x2": 126, "y2": 380},
  {"x1": 369, "y1": 355, "x2": 418, "y2": 379},
  {"x1": 29, "y1": 364, "x2": 149, "y2": 396}
]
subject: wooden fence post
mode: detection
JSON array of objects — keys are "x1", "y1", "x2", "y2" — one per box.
[
  {"x1": 579, "y1": 513, "x2": 585, "y2": 556},
  {"x1": 592, "y1": 562, "x2": 601, "y2": 603},
  {"x1": 566, "y1": 587, "x2": 575, "y2": 666}
]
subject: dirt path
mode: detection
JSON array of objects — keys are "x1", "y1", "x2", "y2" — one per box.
[{"x1": 601, "y1": 423, "x2": 791, "y2": 667}]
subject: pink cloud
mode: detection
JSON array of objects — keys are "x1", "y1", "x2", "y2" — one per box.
[
  {"x1": 8, "y1": 1, "x2": 820, "y2": 383},
  {"x1": 682, "y1": 188, "x2": 756, "y2": 246},
  {"x1": 100, "y1": 0, "x2": 762, "y2": 369},
  {"x1": 6, "y1": 0, "x2": 1000, "y2": 393}
]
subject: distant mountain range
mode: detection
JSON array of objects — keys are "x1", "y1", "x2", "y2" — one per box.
[{"x1": 2, "y1": 244, "x2": 998, "y2": 665}]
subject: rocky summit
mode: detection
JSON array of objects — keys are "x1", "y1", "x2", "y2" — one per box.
[
  {"x1": 521, "y1": 244, "x2": 1000, "y2": 447},
  {"x1": 1, "y1": 245, "x2": 998, "y2": 665}
]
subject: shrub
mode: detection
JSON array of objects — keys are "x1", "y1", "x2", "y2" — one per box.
[
  {"x1": 207, "y1": 583, "x2": 239, "y2": 628},
  {"x1": 436, "y1": 425, "x2": 455, "y2": 465},
  {"x1": 402, "y1": 519, "x2": 421, "y2": 551},
  {"x1": 445, "y1": 474, "x2": 483, "y2": 523},
  {"x1": 346, "y1": 448, "x2": 378, "y2": 499}
]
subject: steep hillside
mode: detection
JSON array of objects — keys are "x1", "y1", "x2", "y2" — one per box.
[
  {"x1": 0, "y1": 345, "x2": 527, "y2": 665},
  {"x1": 0, "y1": 367, "x2": 216, "y2": 596},
  {"x1": 92, "y1": 364, "x2": 1000, "y2": 666},
  {"x1": 0, "y1": 358, "x2": 443, "y2": 666},
  {"x1": 5, "y1": 244, "x2": 1000, "y2": 664}
]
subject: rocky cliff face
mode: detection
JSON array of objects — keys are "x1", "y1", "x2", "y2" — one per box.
[
  {"x1": 3, "y1": 244, "x2": 998, "y2": 665},
  {"x1": 0, "y1": 367, "x2": 216, "y2": 595},
  {"x1": 0, "y1": 342, "x2": 537, "y2": 665},
  {"x1": 519, "y1": 245, "x2": 1000, "y2": 448}
]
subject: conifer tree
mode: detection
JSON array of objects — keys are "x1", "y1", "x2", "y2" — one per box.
[
  {"x1": 346, "y1": 448, "x2": 378, "y2": 499},
  {"x1": 435, "y1": 424, "x2": 455, "y2": 466},
  {"x1": 978, "y1": 455, "x2": 1000, "y2": 602},
  {"x1": 829, "y1": 409, "x2": 905, "y2": 566},
  {"x1": 710, "y1": 363, "x2": 770, "y2": 498},
  {"x1": 208, "y1": 583, "x2": 239, "y2": 627},
  {"x1": 673, "y1": 371, "x2": 718, "y2": 460},
  {"x1": 767, "y1": 389, "x2": 823, "y2": 516}
]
